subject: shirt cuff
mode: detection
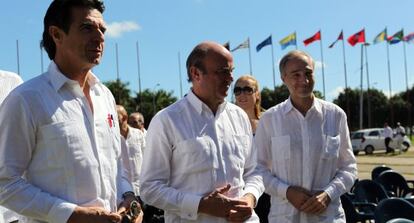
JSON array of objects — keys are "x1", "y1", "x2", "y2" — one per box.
[
  {"x1": 275, "y1": 178, "x2": 290, "y2": 199},
  {"x1": 47, "y1": 199, "x2": 77, "y2": 223},
  {"x1": 323, "y1": 184, "x2": 337, "y2": 201},
  {"x1": 180, "y1": 193, "x2": 202, "y2": 220},
  {"x1": 242, "y1": 188, "x2": 261, "y2": 207}
]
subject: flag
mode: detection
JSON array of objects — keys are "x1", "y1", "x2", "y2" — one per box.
[
  {"x1": 223, "y1": 41, "x2": 230, "y2": 50},
  {"x1": 404, "y1": 32, "x2": 414, "y2": 43},
  {"x1": 279, "y1": 32, "x2": 296, "y2": 50},
  {"x1": 328, "y1": 31, "x2": 343, "y2": 48},
  {"x1": 373, "y1": 28, "x2": 387, "y2": 44},
  {"x1": 303, "y1": 30, "x2": 321, "y2": 46},
  {"x1": 231, "y1": 39, "x2": 249, "y2": 52},
  {"x1": 347, "y1": 29, "x2": 365, "y2": 46},
  {"x1": 256, "y1": 35, "x2": 272, "y2": 52},
  {"x1": 388, "y1": 29, "x2": 404, "y2": 44}
]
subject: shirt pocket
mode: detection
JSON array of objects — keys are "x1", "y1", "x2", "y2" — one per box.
[
  {"x1": 38, "y1": 121, "x2": 98, "y2": 169},
  {"x1": 175, "y1": 136, "x2": 216, "y2": 175},
  {"x1": 322, "y1": 134, "x2": 340, "y2": 159}
]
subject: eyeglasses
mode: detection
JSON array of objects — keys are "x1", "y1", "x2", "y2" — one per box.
[{"x1": 234, "y1": 86, "x2": 255, "y2": 96}]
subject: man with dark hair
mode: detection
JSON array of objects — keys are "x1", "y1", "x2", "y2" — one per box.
[
  {"x1": 256, "y1": 50, "x2": 357, "y2": 222},
  {"x1": 141, "y1": 41, "x2": 263, "y2": 223},
  {"x1": 0, "y1": 1, "x2": 140, "y2": 222}
]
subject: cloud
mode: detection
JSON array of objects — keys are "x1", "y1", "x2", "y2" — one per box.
[
  {"x1": 106, "y1": 21, "x2": 141, "y2": 38},
  {"x1": 314, "y1": 60, "x2": 327, "y2": 70},
  {"x1": 329, "y1": 86, "x2": 344, "y2": 99}
]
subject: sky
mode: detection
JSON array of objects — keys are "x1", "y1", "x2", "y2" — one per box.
[{"x1": 1, "y1": 0, "x2": 414, "y2": 103}]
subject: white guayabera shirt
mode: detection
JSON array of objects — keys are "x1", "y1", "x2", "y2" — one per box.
[
  {"x1": 140, "y1": 90, "x2": 264, "y2": 223},
  {"x1": 256, "y1": 97, "x2": 357, "y2": 223},
  {"x1": 0, "y1": 62, "x2": 132, "y2": 223}
]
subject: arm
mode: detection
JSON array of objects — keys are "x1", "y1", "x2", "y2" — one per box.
[
  {"x1": 140, "y1": 114, "x2": 202, "y2": 220},
  {"x1": 0, "y1": 93, "x2": 76, "y2": 222},
  {"x1": 255, "y1": 113, "x2": 291, "y2": 199},
  {"x1": 322, "y1": 112, "x2": 358, "y2": 201}
]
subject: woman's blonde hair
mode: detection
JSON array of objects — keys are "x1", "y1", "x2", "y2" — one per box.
[{"x1": 235, "y1": 75, "x2": 262, "y2": 119}]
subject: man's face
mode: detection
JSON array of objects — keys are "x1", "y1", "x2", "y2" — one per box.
[
  {"x1": 57, "y1": 7, "x2": 106, "y2": 68},
  {"x1": 195, "y1": 50, "x2": 234, "y2": 104},
  {"x1": 282, "y1": 55, "x2": 315, "y2": 99},
  {"x1": 128, "y1": 115, "x2": 144, "y2": 130}
]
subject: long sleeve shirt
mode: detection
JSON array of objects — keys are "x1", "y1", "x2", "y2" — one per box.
[
  {"x1": 0, "y1": 62, "x2": 132, "y2": 223},
  {"x1": 255, "y1": 98, "x2": 357, "y2": 223},
  {"x1": 140, "y1": 90, "x2": 264, "y2": 223},
  {"x1": 120, "y1": 126, "x2": 145, "y2": 195}
]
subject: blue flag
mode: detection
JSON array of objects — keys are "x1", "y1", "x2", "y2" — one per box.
[{"x1": 256, "y1": 36, "x2": 272, "y2": 52}]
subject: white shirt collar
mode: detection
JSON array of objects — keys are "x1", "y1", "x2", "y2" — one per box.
[
  {"x1": 47, "y1": 61, "x2": 100, "y2": 93},
  {"x1": 283, "y1": 96, "x2": 323, "y2": 116},
  {"x1": 186, "y1": 89, "x2": 227, "y2": 116}
]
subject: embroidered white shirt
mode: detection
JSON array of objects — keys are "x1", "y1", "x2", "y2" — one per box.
[
  {"x1": 0, "y1": 62, "x2": 132, "y2": 223},
  {"x1": 140, "y1": 90, "x2": 264, "y2": 223},
  {"x1": 121, "y1": 126, "x2": 145, "y2": 195},
  {"x1": 255, "y1": 98, "x2": 357, "y2": 223}
]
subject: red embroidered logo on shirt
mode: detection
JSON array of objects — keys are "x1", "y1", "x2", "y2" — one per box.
[{"x1": 107, "y1": 114, "x2": 115, "y2": 128}]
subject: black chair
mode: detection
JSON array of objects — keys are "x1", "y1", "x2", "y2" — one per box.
[
  {"x1": 371, "y1": 165, "x2": 392, "y2": 181},
  {"x1": 374, "y1": 198, "x2": 414, "y2": 223},
  {"x1": 340, "y1": 193, "x2": 376, "y2": 223},
  {"x1": 375, "y1": 170, "x2": 414, "y2": 198},
  {"x1": 354, "y1": 179, "x2": 389, "y2": 204}
]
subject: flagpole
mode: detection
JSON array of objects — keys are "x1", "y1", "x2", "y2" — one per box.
[
  {"x1": 248, "y1": 38, "x2": 253, "y2": 75},
  {"x1": 16, "y1": 40, "x2": 20, "y2": 75},
  {"x1": 270, "y1": 35, "x2": 276, "y2": 90},
  {"x1": 359, "y1": 44, "x2": 364, "y2": 129},
  {"x1": 364, "y1": 43, "x2": 372, "y2": 127},
  {"x1": 136, "y1": 41, "x2": 142, "y2": 110},
  {"x1": 295, "y1": 32, "x2": 298, "y2": 50},
  {"x1": 386, "y1": 41, "x2": 394, "y2": 124},
  {"x1": 403, "y1": 40, "x2": 411, "y2": 131},
  {"x1": 40, "y1": 40, "x2": 44, "y2": 73},
  {"x1": 341, "y1": 31, "x2": 351, "y2": 125},
  {"x1": 178, "y1": 52, "x2": 183, "y2": 98},
  {"x1": 116, "y1": 43, "x2": 120, "y2": 80},
  {"x1": 319, "y1": 30, "x2": 326, "y2": 99}
]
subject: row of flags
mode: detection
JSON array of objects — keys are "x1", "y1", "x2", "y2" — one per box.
[{"x1": 226, "y1": 29, "x2": 414, "y2": 53}]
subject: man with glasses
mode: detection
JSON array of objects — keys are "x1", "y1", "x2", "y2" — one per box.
[
  {"x1": 128, "y1": 112, "x2": 147, "y2": 136},
  {"x1": 255, "y1": 50, "x2": 357, "y2": 222},
  {"x1": 140, "y1": 41, "x2": 264, "y2": 223}
]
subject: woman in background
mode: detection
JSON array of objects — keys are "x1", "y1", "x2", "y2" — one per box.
[{"x1": 234, "y1": 75, "x2": 270, "y2": 222}]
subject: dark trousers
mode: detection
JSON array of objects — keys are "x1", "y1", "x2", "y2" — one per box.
[
  {"x1": 385, "y1": 137, "x2": 393, "y2": 153},
  {"x1": 254, "y1": 193, "x2": 270, "y2": 223}
]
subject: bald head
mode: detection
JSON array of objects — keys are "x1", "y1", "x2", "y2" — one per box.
[
  {"x1": 116, "y1": 105, "x2": 128, "y2": 126},
  {"x1": 186, "y1": 41, "x2": 231, "y2": 82},
  {"x1": 129, "y1": 112, "x2": 145, "y2": 130}
]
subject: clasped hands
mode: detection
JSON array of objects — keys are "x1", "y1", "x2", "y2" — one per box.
[
  {"x1": 198, "y1": 184, "x2": 255, "y2": 223},
  {"x1": 286, "y1": 185, "x2": 331, "y2": 215},
  {"x1": 67, "y1": 194, "x2": 143, "y2": 223}
]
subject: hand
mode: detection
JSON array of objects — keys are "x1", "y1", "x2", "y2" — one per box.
[
  {"x1": 286, "y1": 186, "x2": 312, "y2": 210},
  {"x1": 226, "y1": 193, "x2": 255, "y2": 223},
  {"x1": 300, "y1": 191, "x2": 331, "y2": 215},
  {"x1": 67, "y1": 206, "x2": 122, "y2": 223},
  {"x1": 198, "y1": 184, "x2": 249, "y2": 218},
  {"x1": 117, "y1": 195, "x2": 143, "y2": 223}
]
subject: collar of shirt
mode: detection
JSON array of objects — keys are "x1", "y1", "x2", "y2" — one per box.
[
  {"x1": 47, "y1": 61, "x2": 100, "y2": 95},
  {"x1": 283, "y1": 96, "x2": 323, "y2": 117},
  {"x1": 186, "y1": 89, "x2": 227, "y2": 117}
]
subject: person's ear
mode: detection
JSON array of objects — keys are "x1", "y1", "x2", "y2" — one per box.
[
  {"x1": 190, "y1": 66, "x2": 202, "y2": 82},
  {"x1": 49, "y1": 26, "x2": 64, "y2": 44}
]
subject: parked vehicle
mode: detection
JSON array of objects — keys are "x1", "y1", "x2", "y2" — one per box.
[{"x1": 351, "y1": 128, "x2": 411, "y2": 155}]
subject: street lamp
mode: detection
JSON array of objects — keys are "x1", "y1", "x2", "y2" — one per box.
[{"x1": 152, "y1": 83, "x2": 160, "y2": 115}]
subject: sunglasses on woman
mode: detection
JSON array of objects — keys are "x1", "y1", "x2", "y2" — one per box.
[{"x1": 234, "y1": 86, "x2": 255, "y2": 96}]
